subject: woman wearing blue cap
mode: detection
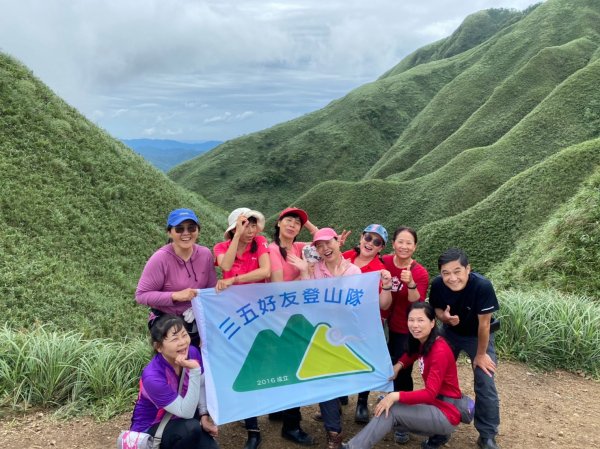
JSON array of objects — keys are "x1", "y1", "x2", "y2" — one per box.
[
  {"x1": 342, "y1": 224, "x2": 393, "y2": 425},
  {"x1": 136, "y1": 208, "x2": 217, "y2": 348}
]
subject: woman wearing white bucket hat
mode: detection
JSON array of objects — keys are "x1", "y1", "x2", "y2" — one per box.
[{"x1": 213, "y1": 207, "x2": 270, "y2": 449}]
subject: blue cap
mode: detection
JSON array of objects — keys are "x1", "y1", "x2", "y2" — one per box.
[
  {"x1": 167, "y1": 208, "x2": 199, "y2": 227},
  {"x1": 363, "y1": 224, "x2": 388, "y2": 244}
]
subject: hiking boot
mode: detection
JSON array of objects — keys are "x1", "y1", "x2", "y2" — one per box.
[
  {"x1": 242, "y1": 430, "x2": 261, "y2": 449},
  {"x1": 354, "y1": 401, "x2": 369, "y2": 424}
]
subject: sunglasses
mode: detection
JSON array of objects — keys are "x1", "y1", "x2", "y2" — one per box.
[
  {"x1": 174, "y1": 224, "x2": 198, "y2": 234},
  {"x1": 363, "y1": 233, "x2": 383, "y2": 247}
]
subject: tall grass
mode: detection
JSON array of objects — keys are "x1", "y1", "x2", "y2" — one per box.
[
  {"x1": 0, "y1": 325, "x2": 149, "y2": 417},
  {"x1": 2, "y1": 287, "x2": 599, "y2": 420},
  {"x1": 495, "y1": 289, "x2": 600, "y2": 378}
]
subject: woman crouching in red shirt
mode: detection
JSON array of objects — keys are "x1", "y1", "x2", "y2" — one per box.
[{"x1": 342, "y1": 302, "x2": 464, "y2": 449}]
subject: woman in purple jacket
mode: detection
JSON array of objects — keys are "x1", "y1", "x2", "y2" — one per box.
[
  {"x1": 136, "y1": 208, "x2": 217, "y2": 347},
  {"x1": 129, "y1": 314, "x2": 219, "y2": 449}
]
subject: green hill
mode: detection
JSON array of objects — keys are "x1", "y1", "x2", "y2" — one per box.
[
  {"x1": 167, "y1": 0, "x2": 600, "y2": 296},
  {"x1": 0, "y1": 53, "x2": 226, "y2": 339},
  {"x1": 168, "y1": 7, "x2": 532, "y2": 215},
  {"x1": 490, "y1": 164, "x2": 600, "y2": 297}
]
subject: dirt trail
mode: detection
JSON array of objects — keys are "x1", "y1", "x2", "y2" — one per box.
[{"x1": 1, "y1": 361, "x2": 598, "y2": 449}]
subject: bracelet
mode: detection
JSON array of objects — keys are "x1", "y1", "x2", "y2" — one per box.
[
  {"x1": 382, "y1": 286, "x2": 392, "y2": 291},
  {"x1": 407, "y1": 284, "x2": 417, "y2": 289}
]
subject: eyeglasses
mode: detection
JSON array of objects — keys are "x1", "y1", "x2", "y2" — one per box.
[
  {"x1": 174, "y1": 224, "x2": 198, "y2": 234},
  {"x1": 363, "y1": 233, "x2": 383, "y2": 247}
]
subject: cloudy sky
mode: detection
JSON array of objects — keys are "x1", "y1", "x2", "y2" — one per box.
[{"x1": 0, "y1": 0, "x2": 539, "y2": 141}]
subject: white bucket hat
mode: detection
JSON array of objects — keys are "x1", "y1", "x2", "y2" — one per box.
[{"x1": 224, "y1": 207, "x2": 265, "y2": 239}]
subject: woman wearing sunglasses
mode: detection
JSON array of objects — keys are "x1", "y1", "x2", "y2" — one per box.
[
  {"x1": 381, "y1": 226, "x2": 429, "y2": 445},
  {"x1": 136, "y1": 208, "x2": 217, "y2": 348},
  {"x1": 342, "y1": 224, "x2": 393, "y2": 425}
]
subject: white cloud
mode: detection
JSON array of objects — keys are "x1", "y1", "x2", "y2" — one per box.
[{"x1": 0, "y1": 0, "x2": 544, "y2": 140}]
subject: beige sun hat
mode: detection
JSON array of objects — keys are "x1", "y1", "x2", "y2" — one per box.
[{"x1": 224, "y1": 207, "x2": 266, "y2": 239}]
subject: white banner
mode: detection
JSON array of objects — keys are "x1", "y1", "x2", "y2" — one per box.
[{"x1": 192, "y1": 271, "x2": 393, "y2": 424}]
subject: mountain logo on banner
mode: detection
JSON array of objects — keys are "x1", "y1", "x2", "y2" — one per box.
[{"x1": 232, "y1": 314, "x2": 373, "y2": 392}]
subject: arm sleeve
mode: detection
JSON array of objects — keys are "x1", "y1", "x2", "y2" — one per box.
[
  {"x1": 213, "y1": 241, "x2": 227, "y2": 260},
  {"x1": 269, "y1": 246, "x2": 283, "y2": 273},
  {"x1": 162, "y1": 368, "x2": 202, "y2": 419},
  {"x1": 255, "y1": 236, "x2": 270, "y2": 258},
  {"x1": 197, "y1": 373, "x2": 208, "y2": 415},
  {"x1": 413, "y1": 265, "x2": 429, "y2": 301},
  {"x1": 398, "y1": 352, "x2": 419, "y2": 367},
  {"x1": 205, "y1": 251, "x2": 218, "y2": 288},
  {"x1": 135, "y1": 252, "x2": 175, "y2": 307},
  {"x1": 399, "y1": 344, "x2": 450, "y2": 405},
  {"x1": 476, "y1": 278, "x2": 499, "y2": 314}
]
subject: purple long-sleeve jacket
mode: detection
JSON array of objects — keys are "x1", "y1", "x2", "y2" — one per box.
[{"x1": 135, "y1": 244, "x2": 217, "y2": 316}]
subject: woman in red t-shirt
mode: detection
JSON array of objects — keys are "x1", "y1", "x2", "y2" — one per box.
[
  {"x1": 342, "y1": 224, "x2": 393, "y2": 424},
  {"x1": 342, "y1": 302, "x2": 463, "y2": 449},
  {"x1": 213, "y1": 207, "x2": 270, "y2": 449},
  {"x1": 381, "y1": 226, "x2": 429, "y2": 444}
]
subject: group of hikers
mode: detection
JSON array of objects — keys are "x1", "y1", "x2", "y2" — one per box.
[{"x1": 127, "y1": 206, "x2": 502, "y2": 449}]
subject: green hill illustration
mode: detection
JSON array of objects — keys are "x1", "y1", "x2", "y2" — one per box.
[{"x1": 232, "y1": 314, "x2": 373, "y2": 392}]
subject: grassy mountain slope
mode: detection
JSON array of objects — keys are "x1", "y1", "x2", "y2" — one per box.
[
  {"x1": 0, "y1": 53, "x2": 226, "y2": 339},
  {"x1": 416, "y1": 138, "x2": 600, "y2": 276},
  {"x1": 380, "y1": 7, "x2": 531, "y2": 78},
  {"x1": 171, "y1": 0, "x2": 600, "y2": 225},
  {"x1": 294, "y1": 52, "x2": 600, "y2": 237},
  {"x1": 168, "y1": 8, "x2": 531, "y2": 215},
  {"x1": 490, "y1": 165, "x2": 600, "y2": 297},
  {"x1": 295, "y1": 137, "x2": 600, "y2": 281},
  {"x1": 366, "y1": 1, "x2": 600, "y2": 180},
  {"x1": 388, "y1": 37, "x2": 596, "y2": 182}
]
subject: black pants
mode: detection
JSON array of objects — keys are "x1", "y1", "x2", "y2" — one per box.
[
  {"x1": 282, "y1": 407, "x2": 302, "y2": 430},
  {"x1": 387, "y1": 331, "x2": 414, "y2": 392},
  {"x1": 148, "y1": 417, "x2": 219, "y2": 449}
]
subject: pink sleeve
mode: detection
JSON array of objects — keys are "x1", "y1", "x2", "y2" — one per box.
[
  {"x1": 268, "y1": 244, "x2": 283, "y2": 273},
  {"x1": 135, "y1": 252, "x2": 175, "y2": 307},
  {"x1": 255, "y1": 236, "x2": 270, "y2": 258},
  {"x1": 213, "y1": 241, "x2": 228, "y2": 260}
]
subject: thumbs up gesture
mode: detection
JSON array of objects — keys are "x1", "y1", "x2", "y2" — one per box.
[{"x1": 442, "y1": 305, "x2": 460, "y2": 326}]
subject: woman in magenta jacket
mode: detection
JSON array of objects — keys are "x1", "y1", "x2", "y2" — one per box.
[{"x1": 136, "y1": 208, "x2": 217, "y2": 348}]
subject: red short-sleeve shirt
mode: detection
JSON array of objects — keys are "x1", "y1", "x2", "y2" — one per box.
[{"x1": 213, "y1": 235, "x2": 270, "y2": 284}]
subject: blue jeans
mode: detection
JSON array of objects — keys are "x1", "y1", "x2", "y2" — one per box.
[
  {"x1": 320, "y1": 398, "x2": 342, "y2": 433},
  {"x1": 443, "y1": 328, "x2": 500, "y2": 438}
]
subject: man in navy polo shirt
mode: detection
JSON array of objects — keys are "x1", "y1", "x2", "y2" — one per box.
[{"x1": 427, "y1": 248, "x2": 501, "y2": 449}]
